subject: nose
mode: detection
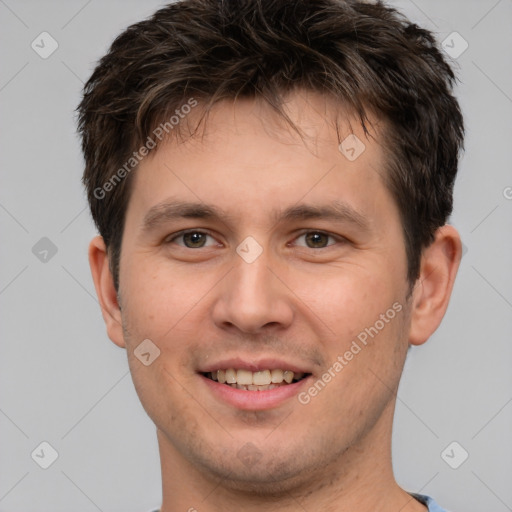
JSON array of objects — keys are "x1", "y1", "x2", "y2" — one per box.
[{"x1": 211, "y1": 247, "x2": 294, "y2": 334}]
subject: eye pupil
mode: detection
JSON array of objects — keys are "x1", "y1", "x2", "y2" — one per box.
[
  {"x1": 184, "y1": 232, "x2": 206, "y2": 247},
  {"x1": 306, "y1": 232, "x2": 328, "y2": 248}
]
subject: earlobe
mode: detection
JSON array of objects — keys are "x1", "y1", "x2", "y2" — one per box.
[
  {"x1": 88, "y1": 235, "x2": 126, "y2": 348},
  {"x1": 408, "y1": 225, "x2": 462, "y2": 346}
]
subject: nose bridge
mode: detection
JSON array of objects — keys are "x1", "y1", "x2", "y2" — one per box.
[
  {"x1": 212, "y1": 240, "x2": 293, "y2": 332},
  {"x1": 232, "y1": 244, "x2": 276, "y2": 311},
  {"x1": 234, "y1": 248, "x2": 273, "y2": 299}
]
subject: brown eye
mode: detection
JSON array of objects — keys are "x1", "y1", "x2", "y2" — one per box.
[
  {"x1": 182, "y1": 232, "x2": 207, "y2": 248},
  {"x1": 295, "y1": 231, "x2": 338, "y2": 249},
  {"x1": 166, "y1": 230, "x2": 216, "y2": 248},
  {"x1": 305, "y1": 232, "x2": 330, "y2": 248}
]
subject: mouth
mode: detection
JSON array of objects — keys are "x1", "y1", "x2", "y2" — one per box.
[
  {"x1": 202, "y1": 368, "x2": 311, "y2": 391},
  {"x1": 198, "y1": 358, "x2": 314, "y2": 410}
]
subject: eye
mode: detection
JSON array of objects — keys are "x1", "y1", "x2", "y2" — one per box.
[
  {"x1": 165, "y1": 230, "x2": 218, "y2": 248},
  {"x1": 293, "y1": 231, "x2": 341, "y2": 249},
  {"x1": 164, "y1": 229, "x2": 344, "y2": 250}
]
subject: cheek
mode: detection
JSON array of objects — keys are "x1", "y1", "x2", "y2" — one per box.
[
  {"x1": 309, "y1": 273, "x2": 408, "y2": 395},
  {"x1": 120, "y1": 256, "x2": 203, "y2": 341},
  {"x1": 304, "y1": 267, "x2": 399, "y2": 341}
]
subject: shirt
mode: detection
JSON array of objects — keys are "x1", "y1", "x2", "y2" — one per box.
[
  {"x1": 411, "y1": 492, "x2": 451, "y2": 511},
  {"x1": 147, "y1": 493, "x2": 450, "y2": 511}
]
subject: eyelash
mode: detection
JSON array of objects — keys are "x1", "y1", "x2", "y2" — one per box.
[{"x1": 165, "y1": 229, "x2": 345, "y2": 249}]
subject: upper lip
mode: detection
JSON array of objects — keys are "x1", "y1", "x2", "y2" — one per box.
[{"x1": 198, "y1": 357, "x2": 311, "y2": 374}]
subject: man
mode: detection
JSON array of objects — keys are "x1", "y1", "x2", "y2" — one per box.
[{"x1": 78, "y1": 0, "x2": 464, "y2": 510}]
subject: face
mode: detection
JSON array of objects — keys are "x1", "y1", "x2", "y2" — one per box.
[{"x1": 114, "y1": 93, "x2": 413, "y2": 492}]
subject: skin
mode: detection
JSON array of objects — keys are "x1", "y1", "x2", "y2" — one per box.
[{"x1": 89, "y1": 92, "x2": 461, "y2": 512}]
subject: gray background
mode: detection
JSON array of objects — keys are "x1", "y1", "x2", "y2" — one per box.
[{"x1": 1, "y1": 0, "x2": 511, "y2": 511}]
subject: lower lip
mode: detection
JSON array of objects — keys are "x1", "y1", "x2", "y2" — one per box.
[{"x1": 200, "y1": 374, "x2": 311, "y2": 410}]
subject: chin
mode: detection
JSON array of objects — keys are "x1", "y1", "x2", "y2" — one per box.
[
  {"x1": 189, "y1": 441, "x2": 332, "y2": 498},
  {"x1": 208, "y1": 462, "x2": 311, "y2": 497}
]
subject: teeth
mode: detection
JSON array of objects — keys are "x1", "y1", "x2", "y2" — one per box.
[
  {"x1": 236, "y1": 369, "x2": 253, "y2": 386},
  {"x1": 225, "y1": 368, "x2": 237, "y2": 384},
  {"x1": 209, "y1": 368, "x2": 307, "y2": 386},
  {"x1": 283, "y1": 370, "x2": 294, "y2": 384},
  {"x1": 253, "y1": 370, "x2": 272, "y2": 385},
  {"x1": 231, "y1": 383, "x2": 280, "y2": 391},
  {"x1": 270, "y1": 369, "x2": 284, "y2": 383}
]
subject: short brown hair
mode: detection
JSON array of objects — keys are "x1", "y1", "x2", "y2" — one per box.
[{"x1": 78, "y1": 0, "x2": 464, "y2": 291}]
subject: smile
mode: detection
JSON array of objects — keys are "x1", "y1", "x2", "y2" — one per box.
[{"x1": 203, "y1": 368, "x2": 310, "y2": 391}]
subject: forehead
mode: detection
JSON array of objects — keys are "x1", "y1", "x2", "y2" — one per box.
[{"x1": 126, "y1": 92, "x2": 396, "y2": 230}]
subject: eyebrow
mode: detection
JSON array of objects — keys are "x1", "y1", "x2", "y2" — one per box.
[{"x1": 141, "y1": 199, "x2": 371, "y2": 233}]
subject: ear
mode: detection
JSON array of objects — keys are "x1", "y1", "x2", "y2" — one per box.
[
  {"x1": 409, "y1": 225, "x2": 462, "y2": 346},
  {"x1": 88, "y1": 235, "x2": 126, "y2": 348}
]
